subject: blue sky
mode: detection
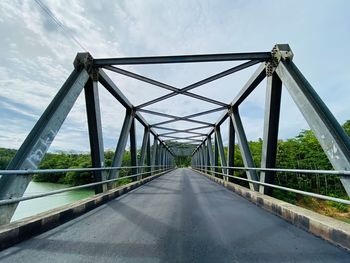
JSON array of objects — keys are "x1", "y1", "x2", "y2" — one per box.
[{"x1": 0, "y1": 0, "x2": 349, "y2": 152}]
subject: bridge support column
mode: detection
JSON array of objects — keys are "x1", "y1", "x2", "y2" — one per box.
[
  {"x1": 259, "y1": 71, "x2": 282, "y2": 195},
  {"x1": 151, "y1": 137, "x2": 158, "y2": 175},
  {"x1": 138, "y1": 127, "x2": 150, "y2": 177},
  {"x1": 228, "y1": 113, "x2": 235, "y2": 181},
  {"x1": 214, "y1": 133, "x2": 219, "y2": 177},
  {"x1": 85, "y1": 75, "x2": 107, "y2": 194},
  {"x1": 146, "y1": 133, "x2": 151, "y2": 175},
  {"x1": 207, "y1": 135, "x2": 214, "y2": 175},
  {"x1": 130, "y1": 117, "x2": 137, "y2": 181},
  {"x1": 201, "y1": 145, "x2": 207, "y2": 172},
  {"x1": 231, "y1": 109, "x2": 259, "y2": 191},
  {"x1": 215, "y1": 126, "x2": 228, "y2": 180}
]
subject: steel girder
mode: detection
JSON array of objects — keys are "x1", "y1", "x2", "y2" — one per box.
[
  {"x1": 139, "y1": 127, "x2": 150, "y2": 174},
  {"x1": 84, "y1": 77, "x2": 107, "y2": 194},
  {"x1": 231, "y1": 110, "x2": 259, "y2": 191},
  {"x1": 276, "y1": 59, "x2": 350, "y2": 196},
  {"x1": 130, "y1": 117, "x2": 137, "y2": 180},
  {"x1": 0, "y1": 66, "x2": 89, "y2": 224},
  {"x1": 108, "y1": 110, "x2": 133, "y2": 184},
  {"x1": 215, "y1": 126, "x2": 228, "y2": 179},
  {"x1": 259, "y1": 72, "x2": 282, "y2": 195},
  {"x1": 93, "y1": 52, "x2": 271, "y2": 66},
  {"x1": 207, "y1": 136, "x2": 214, "y2": 174},
  {"x1": 227, "y1": 114, "x2": 235, "y2": 178},
  {"x1": 104, "y1": 65, "x2": 228, "y2": 107},
  {"x1": 136, "y1": 60, "x2": 260, "y2": 109}
]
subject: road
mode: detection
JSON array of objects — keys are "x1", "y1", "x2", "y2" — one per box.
[{"x1": 0, "y1": 168, "x2": 348, "y2": 262}]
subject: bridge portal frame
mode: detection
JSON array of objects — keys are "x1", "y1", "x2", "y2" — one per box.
[{"x1": 1, "y1": 44, "x2": 350, "y2": 225}]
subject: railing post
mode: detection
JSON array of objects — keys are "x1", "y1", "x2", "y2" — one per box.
[
  {"x1": 84, "y1": 74, "x2": 107, "y2": 194},
  {"x1": 259, "y1": 70, "x2": 282, "y2": 194}
]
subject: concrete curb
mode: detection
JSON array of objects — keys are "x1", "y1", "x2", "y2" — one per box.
[
  {"x1": 0, "y1": 170, "x2": 172, "y2": 251},
  {"x1": 193, "y1": 169, "x2": 350, "y2": 251}
]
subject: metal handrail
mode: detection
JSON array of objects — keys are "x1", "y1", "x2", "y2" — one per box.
[
  {"x1": 192, "y1": 166, "x2": 350, "y2": 205},
  {"x1": 0, "y1": 165, "x2": 168, "y2": 176},
  {"x1": 207, "y1": 165, "x2": 350, "y2": 176},
  {"x1": 0, "y1": 167, "x2": 174, "y2": 206}
]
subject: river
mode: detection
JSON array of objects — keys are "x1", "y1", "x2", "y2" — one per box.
[{"x1": 11, "y1": 181, "x2": 94, "y2": 222}]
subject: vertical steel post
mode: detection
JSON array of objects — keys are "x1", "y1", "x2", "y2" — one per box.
[
  {"x1": 130, "y1": 117, "x2": 137, "y2": 181},
  {"x1": 259, "y1": 71, "x2": 282, "y2": 194},
  {"x1": 207, "y1": 136, "x2": 214, "y2": 174},
  {"x1": 146, "y1": 131, "x2": 151, "y2": 175},
  {"x1": 199, "y1": 146, "x2": 204, "y2": 171},
  {"x1": 214, "y1": 134, "x2": 219, "y2": 177},
  {"x1": 206, "y1": 141, "x2": 210, "y2": 173},
  {"x1": 231, "y1": 109, "x2": 259, "y2": 191},
  {"x1": 215, "y1": 126, "x2": 228, "y2": 180},
  {"x1": 158, "y1": 143, "x2": 163, "y2": 171},
  {"x1": 151, "y1": 137, "x2": 158, "y2": 174},
  {"x1": 84, "y1": 76, "x2": 107, "y2": 194},
  {"x1": 139, "y1": 127, "x2": 150, "y2": 174},
  {"x1": 228, "y1": 113, "x2": 235, "y2": 180}
]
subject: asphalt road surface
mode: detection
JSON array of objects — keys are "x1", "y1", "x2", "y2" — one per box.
[{"x1": 0, "y1": 168, "x2": 349, "y2": 262}]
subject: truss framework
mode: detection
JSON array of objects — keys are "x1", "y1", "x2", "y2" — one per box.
[{"x1": 1, "y1": 44, "x2": 350, "y2": 225}]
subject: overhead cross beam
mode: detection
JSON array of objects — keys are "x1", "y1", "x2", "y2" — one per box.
[
  {"x1": 160, "y1": 134, "x2": 204, "y2": 140},
  {"x1": 105, "y1": 65, "x2": 228, "y2": 107},
  {"x1": 138, "y1": 106, "x2": 226, "y2": 128},
  {"x1": 136, "y1": 60, "x2": 260, "y2": 109},
  {"x1": 158, "y1": 130, "x2": 207, "y2": 136},
  {"x1": 154, "y1": 125, "x2": 212, "y2": 133},
  {"x1": 93, "y1": 52, "x2": 271, "y2": 66}
]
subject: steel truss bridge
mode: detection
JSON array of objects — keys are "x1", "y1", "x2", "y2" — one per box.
[{"x1": 0, "y1": 44, "x2": 350, "y2": 260}]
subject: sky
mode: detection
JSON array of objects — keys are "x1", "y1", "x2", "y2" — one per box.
[{"x1": 0, "y1": 0, "x2": 349, "y2": 153}]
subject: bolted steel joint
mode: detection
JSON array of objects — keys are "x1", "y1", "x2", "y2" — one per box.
[
  {"x1": 266, "y1": 44, "x2": 294, "y2": 76},
  {"x1": 90, "y1": 68, "x2": 99, "y2": 81},
  {"x1": 73, "y1": 52, "x2": 94, "y2": 73}
]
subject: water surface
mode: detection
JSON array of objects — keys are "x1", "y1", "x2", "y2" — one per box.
[{"x1": 11, "y1": 181, "x2": 94, "y2": 222}]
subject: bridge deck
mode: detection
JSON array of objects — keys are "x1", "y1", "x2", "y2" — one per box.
[{"x1": 0, "y1": 168, "x2": 348, "y2": 262}]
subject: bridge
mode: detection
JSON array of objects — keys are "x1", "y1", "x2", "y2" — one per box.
[{"x1": 0, "y1": 44, "x2": 350, "y2": 261}]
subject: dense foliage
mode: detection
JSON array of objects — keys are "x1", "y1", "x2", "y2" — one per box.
[
  {"x1": 224, "y1": 120, "x2": 350, "y2": 205},
  {"x1": 0, "y1": 149, "x2": 133, "y2": 186}
]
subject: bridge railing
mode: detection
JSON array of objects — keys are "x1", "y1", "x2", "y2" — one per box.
[
  {"x1": 0, "y1": 165, "x2": 174, "y2": 207},
  {"x1": 192, "y1": 165, "x2": 350, "y2": 205}
]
